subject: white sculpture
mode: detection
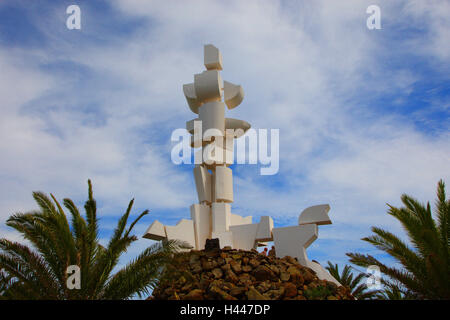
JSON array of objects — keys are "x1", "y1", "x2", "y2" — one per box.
[{"x1": 143, "y1": 45, "x2": 339, "y2": 285}]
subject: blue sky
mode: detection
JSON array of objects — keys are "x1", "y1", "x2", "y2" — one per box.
[{"x1": 0, "y1": 0, "x2": 449, "y2": 292}]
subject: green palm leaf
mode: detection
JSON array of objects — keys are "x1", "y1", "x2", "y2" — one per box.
[{"x1": 347, "y1": 179, "x2": 450, "y2": 299}]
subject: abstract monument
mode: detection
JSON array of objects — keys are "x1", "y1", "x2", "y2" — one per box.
[{"x1": 143, "y1": 45, "x2": 339, "y2": 285}]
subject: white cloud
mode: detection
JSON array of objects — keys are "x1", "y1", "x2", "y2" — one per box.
[{"x1": 401, "y1": 0, "x2": 450, "y2": 63}]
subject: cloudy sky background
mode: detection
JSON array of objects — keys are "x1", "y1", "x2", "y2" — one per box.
[{"x1": 0, "y1": 0, "x2": 449, "y2": 289}]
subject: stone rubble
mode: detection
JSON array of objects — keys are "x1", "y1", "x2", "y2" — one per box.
[{"x1": 150, "y1": 247, "x2": 354, "y2": 300}]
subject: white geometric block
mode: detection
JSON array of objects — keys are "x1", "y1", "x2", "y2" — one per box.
[
  {"x1": 199, "y1": 101, "x2": 225, "y2": 138},
  {"x1": 193, "y1": 165, "x2": 212, "y2": 203},
  {"x1": 222, "y1": 144, "x2": 235, "y2": 166},
  {"x1": 215, "y1": 166, "x2": 233, "y2": 203},
  {"x1": 230, "y1": 213, "x2": 252, "y2": 226},
  {"x1": 187, "y1": 118, "x2": 214, "y2": 147},
  {"x1": 223, "y1": 132, "x2": 235, "y2": 165},
  {"x1": 298, "y1": 204, "x2": 331, "y2": 226},
  {"x1": 224, "y1": 131, "x2": 235, "y2": 151},
  {"x1": 307, "y1": 261, "x2": 341, "y2": 286},
  {"x1": 212, "y1": 202, "x2": 231, "y2": 233},
  {"x1": 272, "y1": 224, "x2": 318, "y2": 266},
  {"x1": 211, "y1": 230, "x2": 233, "y2": 248},
  {"x1": 201, "y1": 138, "x2": 226, "y2": 166},
  {"x1": 165, "y1": 219, "x2": 196, "y2": 249},
  {"x1": 224, "y1": 80, "x2": 244, "y2": 109},
  {"x1": 193, "y1": 145, "x2": 210, "y2": 166},
  {"x1": 193, "y1": 145, "x2": 205, "y2": 166},
  {"x1": 194, "y1": 70, "x2": 223, "y2": 103},
  {"x1": 229, "y1": 223, "x2": 258, "y2": 250},
  {"x1": 190, "y1": 203, "x2": 211, "y2": 250},
  {"x1": 255, "y1": 216, "x2": 274, "y2": 242},
  {"x1": 187, "y1": 119, "x2": 203, "y2": 148},
  {"x1": 225, "y1": 118, "x2": 251, "y2": 137},
  {"x1": 190, "y1": 134, "x2": 204, "y2": 149},
  {"x1": 143, "y1": 220, "x2": 167, "y2": 240},
  {"x1": 203, "y1": 138, "x2": 234, "y2": 166},
  {"x1": 204, "y1": 44, "x2": 223, "y2": 70},
  {"x1": 183, "y1": 83, "x2": 201, "y2": 114},
  {"x1": 199, "y1": 141, "x2": 234, "y2": 166}
]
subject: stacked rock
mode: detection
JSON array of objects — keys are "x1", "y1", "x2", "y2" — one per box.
[{"x1": 150, "y1": 248, "x2": 354, "y2": 300}]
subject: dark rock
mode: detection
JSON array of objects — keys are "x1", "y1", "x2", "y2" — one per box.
[
  {"x1": 302, "y1": 269, "x2": 316, "y2": 284},
  {"x1": 225, "y1": 270, "x2": 239, "y2": 283},
  {"x1": 242, "y1": 265, "x2": 252, "y2": 272},
  {"x1": 230, "y1": 260, "x2": 242, "y2": 273},
  {"x1": 229, "y1": 286, "x2": 246, "y2": 297},
  {"x1": 252, "y1": 265, "x2": 275, "y2": 281},
  {"x1": 280, "y1": 271, "x2": 290, "y2": 281},
  {"x1": 191, "y1": 262, "x2": 202, "y2": 274},
  {"x1": 184, "y1": 289, "x2": 204, "y2": 300},
  {"x1": 283, "y1": 282, "x2": 298, "y2": 298},
  {"x1": 205, "y1": 238, "x2": 220, "y2": 252},
  {"x1": 268, "y1": 264, "x2": 280, "y2": 275},
  {"x1": 238, "y1": 273, "x2": 253, "y2": 287},
  {"x1": 246, "y1": 286, "x2": 269, "y2": 300},
  {"x1": 221, "y1": 263, "x2": 231, "y2": 272},
  {"x1": 201, "y1": 259, "x2": 213, "y2": 271},
  {"x1": 181, "y1": 283, "x2": 193, "y2": 292},
  {"x1": 189, "y1": 254, "x2": 200, "y2": 264},
  {"x1": 287, "y1": 266, "x2": 301, "y2": 276},
  {"x1": 291, "y1": 273, "x2": 304, "y2": 286},
  {"x1": 266, "y1": 287, "x2": 285, "y2": 299},
  {"x1": 249, "y1": 258, "x2": 260, "y2": 268},
  {"x1": 212, "y1": 268, "x2": 223, "y2": 279},
  {"x1": 284, "y1": 256, "x2": 298, "y2": 264},
  {"x1": 256, "y1": 280, "x2": 271, "y2": 293},
  {"x1": 210, "y1": 285, "x2": 237, "y2": 300}
]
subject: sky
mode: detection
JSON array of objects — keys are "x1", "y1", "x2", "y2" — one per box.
[{"x1": 0, "y1": 0, "x2": 449, "y2": 291}]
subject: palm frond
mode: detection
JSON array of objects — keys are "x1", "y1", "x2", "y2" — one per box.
[{"x1": 0, "y1": 180, "x2": 181, "y2": 300}]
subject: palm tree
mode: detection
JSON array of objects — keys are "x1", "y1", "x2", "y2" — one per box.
[
  {"x1": 347, "y1": 179, "x2": 450, "y2": 300},
  {"x1": 0, "y1": 180, "x2": 188, "y2": 299},
  {"x1": 325, "y1": 262, "x2": 381, "y2": 299}
]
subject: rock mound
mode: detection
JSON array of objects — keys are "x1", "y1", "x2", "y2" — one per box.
[{"x1": 150, "y1": 247, "x2": 354, "y2": 300}]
